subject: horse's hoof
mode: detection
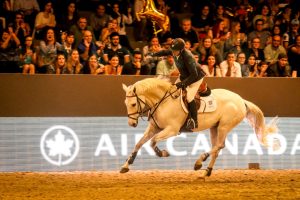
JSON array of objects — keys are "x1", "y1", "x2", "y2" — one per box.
[
  {"x1": 120, "y1": 167, "x2": 129, "y2": 173},
  {"x1": 161, "y1": 150, "x2": 170, "y2": 157},
  {"x1": 194, "y1": 163, "x2": 202, "y2": 171}
]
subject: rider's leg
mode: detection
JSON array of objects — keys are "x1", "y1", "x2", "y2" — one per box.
[{"x1": 187, "y1": 100, "x2": 198, "y2": 129}]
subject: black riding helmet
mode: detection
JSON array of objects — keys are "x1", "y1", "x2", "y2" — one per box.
[{"x1": 170, "y1": 38, "x2": 185, "y2": 51}]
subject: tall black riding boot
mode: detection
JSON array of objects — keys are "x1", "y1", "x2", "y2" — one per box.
[{"x1": 187, "y1": 100, "x2": 198, "y2": 129}]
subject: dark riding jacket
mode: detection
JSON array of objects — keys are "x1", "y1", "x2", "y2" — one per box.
[{"x1": 154, "y1": 49, "x2": 205, "y2": 86}]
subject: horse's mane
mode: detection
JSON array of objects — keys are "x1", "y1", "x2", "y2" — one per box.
[{"x1": 133, "y1": 78, "x2": 172, "y2": 95}]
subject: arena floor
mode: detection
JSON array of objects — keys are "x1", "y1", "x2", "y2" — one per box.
[{"x1": 0, "y1": 170, "x2": 299, "y2": 199}]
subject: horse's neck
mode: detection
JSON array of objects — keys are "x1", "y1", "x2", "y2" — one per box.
[{"x1": 143, "y1": 87, "x2": 167, "y2": 106}]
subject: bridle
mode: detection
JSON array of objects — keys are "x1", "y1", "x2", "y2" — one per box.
[{"x1": 126, "y1": 86, "x2": 179, "y2": 129}]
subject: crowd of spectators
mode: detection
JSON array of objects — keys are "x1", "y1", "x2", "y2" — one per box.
[{"x1": 0, "y1": 0, "x2": 299, "y2": 78}]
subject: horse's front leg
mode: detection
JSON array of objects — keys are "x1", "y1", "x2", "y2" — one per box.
[
  {"x1": 120, "y1": 124, "x2": 157, "y2": 173},
  {"x1": 150, "y1": 126, "x2": 179, "y2": 158}
]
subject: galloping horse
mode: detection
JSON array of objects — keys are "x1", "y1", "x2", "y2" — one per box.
[{"x1": 121, "y1": 78, "x2": 278, "y2": 177}]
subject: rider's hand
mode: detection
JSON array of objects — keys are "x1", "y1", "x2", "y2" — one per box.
[{"x1": 176, "y1": 82, "x2": 185, "y2": 89}]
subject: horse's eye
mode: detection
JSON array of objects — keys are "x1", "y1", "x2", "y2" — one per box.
[{"x1": 131, "y1": 103, "x2": 136, "y2": 107}]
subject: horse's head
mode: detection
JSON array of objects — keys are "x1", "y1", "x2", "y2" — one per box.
[{"x1": 122, "y1": 83, "x2": 147, "y2": 127}]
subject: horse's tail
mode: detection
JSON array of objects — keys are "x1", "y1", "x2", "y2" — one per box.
[{"x1": 244, "y1": 100, "x2": 279, "y2": 149}]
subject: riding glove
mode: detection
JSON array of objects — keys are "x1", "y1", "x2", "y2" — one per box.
[{"x1": 176, "y1": 82, "x2": 185, "y2": 89}]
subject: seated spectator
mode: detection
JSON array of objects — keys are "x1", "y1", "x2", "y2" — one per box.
[
  {"x1": 219, "y1": 51, "x2": 242, "y2": 77},
  {"x1": 122, "y1": 50, "x2": 149, "y2": 75},
  {"x1": 191, "y1": 5, "x2": 214, "y2": 40},
  {"x1": 12, "y1": 12, "x2": 31, "y2": 44},
  {"x1": 104, "y1": 54, "x2": 122, "y2": 75},
  {"x1": 211, "y1": 19, "x2": 228, "y2": 57},
  {"x1": 287, "y1": 35, "x2": 300, "y2": 77},
  {"x1": 283, "y1": 19, "x2": 300, "y2": 49},
  {"x1": 34, "y1": 1, "x2": 56, "y2": 40},
  {"x1": 252, "y1": 3, "x2": 274, "y2": 31},
  {"x1": 197, "y1": 36, "x2": 222, "y2": 65},
  {"x1": 100, "y1": 19, "x2": 120, "y2": 46},
  {"x1": 37, "y1": 27, "x2": 63, "y2": 73},
  {"x1": 13, "y1": 0, "x2": 40, "y2": 29},
  {"x1": 214, "y1": 5, "x2": 230, "y2": 32},
  {"x1": 173, "y1": 18, "x2": 199, "y2": 51},
  {"x1": 77, "y1": 30, "x2": 97, "y2": 66},
  {"x1": 248, "y1": 19, "x2": 271, "y2": 50},
  {"x1": 19, "y1": 36, "x2": 36, "y2": 74},
  {"x1": 143, "y1": 35, "x2": 163, "y2": 75},
  {"x1": 90, "y1": 3, "x2": 110, "y2": 40},
  {"x1": 156, "y1": 54, "x2": 179, "y2": 80},
  {"x1": 245, "y1": 37, "x2": 265, "y2": 63},
  {"x1": 70, "y1": 17, "x2": 95, "y2": 48},
  {"x1": 265, "y1": 53, "x2": 291, "y2": 77},
  {"x1": 200, "y1": 55, "x2": 221, "y2": 77},
  {"x1": 54, "y1": 53, "x2": 67, "y2": 74},
  {"x1": 62, "y1": 31, "x2": 75, "y2": 58},
  {"x1": 57, "y1": 1, "x2": 79, "y2": 33},
  {"x1": 247, "y1": 54, "x2": 260, "y2": 77},
  {"x1": 257, "y1": 61, "x2": 269, "y2": 77},
  {"x1": 86, "y1": 54, "x2": 105, "y2": 75},
  {"x1": 264, "y1": 34, "x2": 286, "y2": 65},
  {"x1": 62, "y1": 49, "x2": 83, "y2": 74},
  {"x1": 0, "y1": 27, "x2": 21, "y2": 73},
  {"x1": 236, "y1": 52, "x2": 249, "y2": 77},
  {"x1": 103, "y1": 32, "x2": 130, "y2": 67}
]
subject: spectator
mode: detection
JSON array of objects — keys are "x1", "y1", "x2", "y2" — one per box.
[
  {"x1": 103, "y1": 32, "x2": 130, "y2": 67},
  {"x1": 133, "y1": 0, "x2": 148, "y2": 41},
  {"x1": 236, "y1": 52, "x2": 249, "y2": 77},
  {"x1": 57, "y1": 1, "x2": 79, "y2": 33},
  {"x1": 252, "y1": 3, "x2": 274, "y2": 31},
  {"x1": 200, "y1": 55, "x2": 221, "y2": 77},
  {"x1": 219, "y1": 51, "x2": 242, "y2": 77},
  {"x1": 62, "y1": 49, "x2": 83, "y2": 74},
  {"x1": 264, "y1": 34, "x2": 286, "y2": 65},
  {"x1": 245, "y1": 37, "x2": 265, "y2": 63},
  {"x1": 174, "y1": 18, "x2": 199, "y2": 51},
  {"x1": 100, "y1": 19, "x2": 120, "y2": 46},
  {"x1": 62, "y1": 31, "x2": 75, "y2": 58},
  {"x1": 13, "y1": 0, "x2": 40, "y2": 29},
  {"x1": 265, "y1": 53, "x2": 291, "y2": 77},
  {"x1": 248, "y1": 19, "x2": 271, "y2": 49},
  {"x1": 214, "y1": 4, "x2": 230, "y2": 32},
  {"x1": 283, "y1": 19, "x2": 300, "y2": 49},
  {"x1": 54, "y1": 53, "x2": 66, "y2": 74},
  {"x1": 77, "y1": 30, "x2": 97, "y2": 66},
  {"x1": 287, "y1": 35, "x2": 300, "y2": 77},
  {"x1": 34, "y1": 1, "x2": 56, "y2": 40},
  {"x1": 156, "y1": 54, "x2": 179, "y2": 79},
  {"x1": 36, "y1": 27, "x2": 63, "y2": 73},
  {"x1": 89, "y1": 3, "x2": 110, "y2": 40},
  {"x1": 86, "y1": 54, "x2": 105, "y2": 75},
  {"x1": 197, "y1": 36, "x2": 222, "y2": 65},
  {"x1": 70, "y1": 17, "x2": 95, "y2": 48},
  {"x1": 0, "y1": 27, "x2": 21, "y2": 73},
  {"x1": 257, "y1": 61, "x2": 269, "y2": 77},
  {"x1": 12, "y1": 12, "x2": 31, "y2": 44},
  {"x1": 19, "y1": 36, "x2": 36, "y2": 74},
  {"x1": 247, "y1": 54, "x2": 260, "y2": 77},
  {"x1": 191, "y1": 5, "x2": 214, "y2": 40},
  {"x1": 104, "y1": 54, "x2": 122, "y2": 75},
  {"x1": 122, "y1": 50, "x2": 149, "y2": 75}
]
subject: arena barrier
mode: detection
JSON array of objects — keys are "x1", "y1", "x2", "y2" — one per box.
[{"x1": 0, "y1": 75, "x2": 299, "y2": 171}]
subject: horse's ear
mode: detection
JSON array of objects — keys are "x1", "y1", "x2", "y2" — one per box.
[{"x1": 122, "y1": 83, "x2": 128, "y2": 92}]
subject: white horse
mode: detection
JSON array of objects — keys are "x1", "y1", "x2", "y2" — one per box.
[{"x1": 121, "y1": 78, "x2": 278, "y2": 177}]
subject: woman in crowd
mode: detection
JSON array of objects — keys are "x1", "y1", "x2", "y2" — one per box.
[
  {"x1": 104, "y1": 54, "x2": 122, "y2": 75},
  {"x1": 252, "y1": 3, "x2": 274, "y2": 31},
  {"x1": 197, "y1": 36, "x2": 222, "y2": 65},
  {"x1": 86, "y1": 54, "x2": 105, "y2": 75},
  {"x1": 57, "y1": 1, "x2": 79, "y2": 32},
  {"x1": 54, "y1": 53, "x2": 67, "y2": 74},
  {"x1": 143, "y1": 35, "x2": 163, "y2": 75},
  {"x1": 100, "y1": 19, "x2": 120, "y2": 46},
  {"x1": 247, "y1": 54, "x2": 259, "y2": 77},
  {"x1": 62, "y1": 49, "x2": 83, "y2": 74},
  {"x1": 200, "y1": 55, "x2": 221, "y2": 77},
  {"x1": 19, "y1": 36, "x2": 36, "y2": 74}
]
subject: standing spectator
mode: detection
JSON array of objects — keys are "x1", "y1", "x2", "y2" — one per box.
[
  {"x1": 0, "y1": 27, "x2": 21, "y2": 73},
  {"x1": 100, "y1": 19, "x2": 120, "y2": 46},
  {"x1": 224, "y1": 21, "x2": 247, "y2": 57},
  {"x1": 245, "y1": 37, "x2": 265, "y2": 63},
  {"x1": 156, "y1": 54, "x2": 179, "y2": 79},
  {"x1": 219, "y1": 51, "x2": 242, "y2": 77},
  {"x1": 103, "y1": 32, "x2": 130, "y2": 67},
  {"x1": 54, "y1": 53, "x2": 66, "y2": 74},
  {"x1": 174, "y1": 18, "x2": 199, "y2": 51},
  {"x1": 287, "y1": 35, "x2": 300, "y2": 77},
  {"x1": 77, "y1": 30, "x2": 97, "y2": 66},
  {"x1": 283, "y1": 19, "x2": 300, "y2": 49},
  {"x1": 200, "y1": 55, "x2": 221, "y2": 77},
  {"x1": 264, "y1": 34, "x2": 286, "y2": 65},
  {"x1": 191, "y1": 5, "x2": 214, "y2": 40},
  {"x1": 37, "y1": 27, "x2": 63, "y2": 73},
  {"x1": 122, "y1": 50, "x2": 149, "y2": 75},
  {"x1": 12, "y1": 12, "x2": 31, "y2": 44},
  {"x1": 236, "y1": 52, "x2": 249, "y2": 77},
  {"x1": 211, "y1": 19, "x2": 228, "y2": 57},
  {"x1": 57, "y1": 1, "x2": 79, "y2": 33},
  {"x1": 34, "y1": 1, "x2": 56, "y2": 40},
  {"x1": 19, "y1": 36, "x2": 36, "y2": 74},
  {"x1": 70, "y1": 17, "x2": 95, "y2": 48},
  {"x1": 104, "y1": 54, "x2": 122, "y2": 75},
  {"x1": 133, "y1": 0, "x2": 148, "y2": 41},
  {"x1": 248, "y1": 19, "x2": 271, "y2": 50},
  {"x1": 89, "y1": 3, "x2": 110, "y2": 40},
  {"x1": 265, "y1": 53, "x2": 291, "y2": 77},
  {"x1": 62, "y1": 49, "x2": 83, "y2": 74},
  {"x1": 197, "y1": 36, "x2": 222, "y2": 65}
]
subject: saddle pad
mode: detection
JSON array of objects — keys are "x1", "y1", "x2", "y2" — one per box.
[{"x1": 181, "y1": 93, "x2": 217, "y2": 113}]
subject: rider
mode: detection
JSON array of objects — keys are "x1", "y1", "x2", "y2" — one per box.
[{"x1": 154, "y1": 38, "x2": 205, "y2": 129}]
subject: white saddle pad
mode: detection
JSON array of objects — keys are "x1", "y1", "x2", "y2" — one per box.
[{"x1": 181, "y1": 93, "x2": 217, "y2": 113}]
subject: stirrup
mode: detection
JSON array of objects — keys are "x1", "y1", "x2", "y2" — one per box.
[{"x1": 186, "y1": 118, "x2": 197, "y2": 130}]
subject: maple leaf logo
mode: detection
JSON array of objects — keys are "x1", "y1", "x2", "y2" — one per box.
[{"x1": 46, "y1": 130, "x2": 74, "y2": 165}]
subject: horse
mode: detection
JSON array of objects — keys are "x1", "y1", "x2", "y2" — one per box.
[{"x1": 121, "y1": 78, "x2": 278, "y2": 177}]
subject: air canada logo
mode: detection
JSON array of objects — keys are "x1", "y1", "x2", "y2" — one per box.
[{"x1": 40, "y1": 125, "x2": 80, "y2": 166}]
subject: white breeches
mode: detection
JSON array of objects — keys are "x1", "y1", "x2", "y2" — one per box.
[{"x1": 176, "y1": 78, "x2": 203, "y2": 102}]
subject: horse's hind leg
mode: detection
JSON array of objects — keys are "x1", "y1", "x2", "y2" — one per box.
[
  {"x1": 120, "y1": 124, "x2": 157, "y2": 173},
  {"x1": 150, "y1": 127, "x2": 179, "y2": 157},
  {"x1": 194, "y1": 126, "x2": 217, "y2": 170}
]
